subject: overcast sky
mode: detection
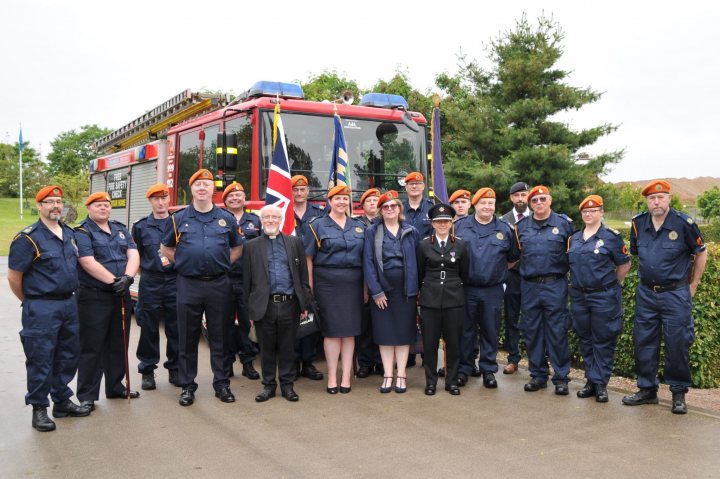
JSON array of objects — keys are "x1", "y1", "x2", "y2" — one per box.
[{"x1": 2, "y1": 0, "x2": 718, "y2": 183}]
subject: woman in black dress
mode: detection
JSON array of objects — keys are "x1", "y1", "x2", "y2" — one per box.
[{"x1": 363, "y1": 191, "x2": 420, "y2": 393}]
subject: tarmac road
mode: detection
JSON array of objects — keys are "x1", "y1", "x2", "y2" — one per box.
[{"x1": 1, "y1": 258, "x2": 719, "y2": 478}]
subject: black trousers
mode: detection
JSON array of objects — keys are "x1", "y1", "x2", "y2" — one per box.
[
  {"x1": 176, "y1": 275, "x2": 232, "y2": 392},
  {"x1": 421, "y1": 306, "x2": 464, "y2": 387},
  {"x1": 257, "y1": 298, "x2": 300, "y2": 388},
  {"x1": 357, "y1": 301, "x2": 381, "y2": 367},
  {"x1": 77, "y1": 287, "x2": 131, "y2": 401}
]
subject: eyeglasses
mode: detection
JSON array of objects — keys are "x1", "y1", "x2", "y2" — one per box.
[
  {"x1": 40, "y1": 200, "x2": 64, "y2": 206},
  {"x1": 261, "y1": 215, "x2": 282, "y2": 221},
  {"x1": 530, "y1": 196, "x2": 548, "y2": 204},
  {"x1": 406, "y1": 182, "x2": 423, "y2": 187},
  {"x1": 581, "y1": 208, "x2": 602, "y2": 214},
  {"x1": 381, "y1": 203, "x2": 399, "y2": 210}
]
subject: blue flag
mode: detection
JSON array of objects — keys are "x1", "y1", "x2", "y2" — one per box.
[
  {"x1": 328, "y1": 114, "x2": 349, "y2": 189},
  {"x1": 19, "y1": 127, "x2": 23, "y2": 153},
  {"x1": 431, "y1": 105, "x2": 448, "y2": 203}
]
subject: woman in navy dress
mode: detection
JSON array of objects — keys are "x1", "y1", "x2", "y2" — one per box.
[
  {"x1": 306, "y1": 185, "x2": 366, "y2": 394},
  {"x1": 363, "y1": 191, "x2": 420, "y2": 394}
]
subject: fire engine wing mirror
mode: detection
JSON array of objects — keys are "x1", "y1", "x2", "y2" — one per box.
[
  {"x1": 402, "y1": 111, "x2": 420, "y2": 133},
  {"x1": 216, "y1": 132, "x2": 239, "y2": 172}
]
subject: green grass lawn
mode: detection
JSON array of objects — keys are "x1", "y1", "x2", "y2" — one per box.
[{"x1": 0, "y1": 198, "x2": 87, "y2": 256}]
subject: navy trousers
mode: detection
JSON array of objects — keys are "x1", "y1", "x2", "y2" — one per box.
[{"x1": 459, "y1": 284, "x2": 504, "y2": 375}]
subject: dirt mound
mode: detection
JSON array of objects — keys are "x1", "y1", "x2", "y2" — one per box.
[{"x1": 615, "y1": 177, "x2": 720, "y2": 204}]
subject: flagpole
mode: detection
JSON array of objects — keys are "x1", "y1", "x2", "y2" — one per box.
[{"x1": 19, "y1": 124, "x2": 23, "y2": 220}]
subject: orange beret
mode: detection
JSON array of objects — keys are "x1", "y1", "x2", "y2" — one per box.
[
  {"x1": 359, "y1": 188, "x2": 380, "y2": 205},
  {"x1": 36, "y1": 185, "x2": 63, "y2": 203},
  {"x1": 377, "y1": 190, "x2": 399, "y2": 208},
  {"x1": 579, "y1": 195, "x2": 604, "y2": 210},
  {"x1": 189, "y1": 169, "x2": 214, "y2": 186},
  {"x1": 291, "y1": 175, "x2": 309, "y2": 187},
  {"x1": 641, "y1": 179, "x2": 671, "y2": 197},
  {"x1": 527, "y1": 185, "x2": 550, "y2": 202},
  {"x1": 471, "y1": 187, "x2": 496, "y2": 205},
  {"x1": 404, "y1": 172, "x2": 424, "y2": 183},
  {"x1": 222, "y1": 182, "x2": 244, "y2": 200},
  {"x1": 85, "y1": 191, "x2": 111, "y2": 206},
  {"x1": 449, "y1": 189, "x2": 471, "y2": 204},
  {"x1": 146, "y1": 183, "x2": 169, "y2": 198},
  {"x1": 328, "y1": 185, "x2": 352, "y2": 199}
]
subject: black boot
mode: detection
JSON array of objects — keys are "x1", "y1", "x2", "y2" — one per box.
[
  {"x1": 32, "y1": 406, "x2": 56, "y2": 432},
  {"x1": 595, "y1": 384, "x2": 609, "y2": 403},
  {"x1": 671, "y1": 392, "x2": 688, "y2": 414},
  {"x1": 52, "y1": 399, "x2": 91, "y2": 418},
  {"x1": 577, "y1": 381, "x2": 596, "y2": 399},
  {"x1": 142, "y1": 373, "x2": 156, "y2": 390}
]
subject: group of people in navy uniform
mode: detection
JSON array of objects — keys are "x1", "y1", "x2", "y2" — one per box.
[{"x1": 9, "y1": 171, "x2": 707, "y2": 431}]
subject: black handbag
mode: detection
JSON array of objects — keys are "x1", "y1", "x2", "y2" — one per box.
[{"x1": 297, "y1": 310, "x2": 320, "y2": 339}]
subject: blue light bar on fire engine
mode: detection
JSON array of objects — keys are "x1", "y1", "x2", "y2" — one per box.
[
  {"x1": 242, "y1": 81, "x2": 305, "y2": 100},
  {"x1": 359, "y1": 93, "x2": 409, "y2": 110}
]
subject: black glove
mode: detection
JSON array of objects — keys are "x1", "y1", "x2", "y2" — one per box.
[{"x1": 112, "y1": 275, "x2": 134, "y2": 296}]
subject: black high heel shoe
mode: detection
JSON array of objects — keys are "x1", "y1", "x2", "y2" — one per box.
[
  {"x1": 380, "y1": 376, "x2": 393, "y2": 394},
  {"x1": 327, "y1": 386, "x2": 339, "y2": 394},
  {"x1": 339, "y1": 386, "x2": 351, "y2": 394},
  {"x1": 394, "y1": 376, "x2": 407, "y2": 394}
]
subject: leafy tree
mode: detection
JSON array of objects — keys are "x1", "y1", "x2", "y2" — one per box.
[
  {"x1": 697, "y1": 187, "x2": 720, "y2": 223},
  {"x1": 47, "y1": 124, "x2": 111, "y2": 176},
  {"x1": 369, "y1": 70, "x2": 433, "y2": 116},
  {"x1": 54, "y1": 172, "x2": 89, "y2": 206},
  {"x1": 299, "y1": 71, "x2": 361, "y2": 103},
  {"x1": 0, "y1": 141, "x2": 49, "y2": 200},
  {"x1": 435, "y1": 15, "x2": 624, "y2": 217}
]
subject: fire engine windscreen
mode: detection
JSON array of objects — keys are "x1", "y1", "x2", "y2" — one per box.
[{"x1": 259, "y1": 111, "x2": 426, "y2": 203}]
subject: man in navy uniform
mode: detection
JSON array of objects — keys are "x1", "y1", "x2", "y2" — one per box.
[
  {"x1": 291, "y1": 174, "x2": 324, "y2": 381},
  {"x1": 456, "y1": 188, "x2": 520, "y2": 389},
  {"x1": 132, "y1": 183, "x2": 179, "y2": 390},
  {"x1": 244, "y1": 205, "x2": 314, "y2": 402},
  {"x1": 514, "y1": 185, "x2": 574, "y2": 395},
  {"x1": 161, "y1": 169, "x2": 243, "y2": 406},
  {"x1": 222, "y1": 181, "x2": 261, "y2": 381},
  {"x1": 622, "y1": 180, "x2": 707, "y2": 414},
  {"x1": 8, "y1": 185, "x2": 91, "y2": 432},
  {"x1": 75, "y1": 191, "x2": 141, "y2": 410},
  {"x1": 500, "y1": 181, "x2": 530, "y2": 374}
]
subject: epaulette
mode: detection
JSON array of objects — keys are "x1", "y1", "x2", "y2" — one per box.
[
  {"x1": 631, "y1": 212, "x2": 647, "y2": 221},
  {"x1": 674, "y1": 209, "x2": 696, "y2": 225},
  {"x1": 13, "y1": 227, "x2": 41, "y2": 260},
  {"x1": 133, "y1": 217, "x2": 148, "y2": 226},
  {"x1": 110, "y1": 219, "x2": 128, "y2": 228},
  {"x1": 454, "y1": 216, "x2": 470, "y2": 226},
  {"x1": 606, "y1": 226, "x2": 622, "y2": 236},
  {"x1": 308, "y1": 215, "x2": 322, "y2": 225},
  {"x1": 19, "y1": 224, "x2": 36, "y2": 235},
  {"x1": 558, "y1": 213, "x2": 573, "y2": 223},
  {"x1": 74, "y1": 225, "x2": 89, "y2": 234}
]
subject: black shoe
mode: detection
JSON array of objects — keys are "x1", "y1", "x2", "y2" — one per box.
[
  {"x1": 141, "y1": 373, "x2": 156, "y2": 390},
  {"x1": 300, "y1": 363, "x2": 324, "y2": 380},
  {"x1": 406, "y1": 355, "x2": 417, "y2": 368},
  {"x1": 425, "y1": 385, "x2": 437, "y2": 396},
  {"x1": 357, "y1": 366, "x2": 371, "y2": 378},
  {"x1": 179, "y1": 389, "x2": 194, "y2": 406},
  {"x1": 255, "y1": 388, "x2": 276, "y2": 402},
  {"x1": 380, "y1": 377, "x2": 393, "y2": 394},
  {"x1": 281, "y1": 386, "x2": 299, "y2": 402},
  {"x1": 339, "y1": 386, "x2": 352, "y2": 394},
  {"x1": 524, "y1": 378, "x2": 548, "y2": 392},
  {"x1": 555, "y1": 382, "x2": 569, "y2": 396},
  {"x1": 52, "y1": 399, "x2": 91, "y2": 418},
  {"x1": 577, "y1": 381, "x2": 596, "y2": 399},
  {"x1": 394, "y1": 376, "x2": 407, "y2": 394},
  {"x1": 437, "y1": 368, "x2": 445, "y2": 377},
  {"x1": 242, "y1": 362, "x2": 260, "y2": 380},
  {"x1": 168, "y1": 369, "x2": 180, "y2": 387},
  {"x1": 373, "y1": 364, "x2": 385, "y2": 376},
  {"x1": 595, "y1": 384, "x2": 609, "y2": 403},
  {"x1": 471, "y1": 365, "x2": 482, "y2": 377},
  {"x1": 445, "y1": 384, "x2": 461, "y2": 395},
  {"x1": 482, "y1": 372, "x2": 498, "y2": 388},
  {"x1": 326, "y1": 386, "x2": 339, "y2": 394},
  {"x1": 457, "y1": 373, "x2": 468, "y2": 387},
  {"x1": 32, "y1": 406, "x2": 56, "y2": 432},
  {"x1": 622, "y1": 389, "x2": 658, "y2": 406},
  {"x1": 215, "y1": 387, "x2": 236, "y2": 403},
  {"x1": 107, "y1": 390, "x2": 140, "y2": 399},
  {"x1": 80, "y1": 400, "x2": 95, "y2": 411},
  {"x1": 671, "y1": 392, "x2": 688, "y2": 414}
]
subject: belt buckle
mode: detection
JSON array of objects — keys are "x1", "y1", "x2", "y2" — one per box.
[
  {"x1": 440, "y1": 271, "x2": 446, "y2": 280},
  {"x1": 272, "y1": 294, "x2": 281, "y2": 302},
  {"x1": 652, "y1": 284, "x2": 661, "y2": 292}
]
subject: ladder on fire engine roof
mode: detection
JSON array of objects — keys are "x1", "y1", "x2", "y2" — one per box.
[{"x1": 93, "y1": 89, "x2": 230, "y2": 154}]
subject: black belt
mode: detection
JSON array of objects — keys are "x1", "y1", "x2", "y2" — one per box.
[
  {"x1": 185, "y1": 273, "x2": 226, "y2": 281},
  {"x1": 524, "y1": 274, "x2": 565, "y2": 284},
  {"x1": 641, "y1": 279, "x2": 688, "y2": 293},
  {"x1": 270, "y1": 294, "x2": 295, "y2": 303},
  {"x1": 571, "y1": 282, "x2": 619, "y2": 294},
  {"x1": 24, "y1": 292, "x2": 74, "y2": 300}
]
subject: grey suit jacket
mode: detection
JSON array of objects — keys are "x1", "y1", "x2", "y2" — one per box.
[{"x1": 242, "y1": 233, "x2": 313, "y2": 322}]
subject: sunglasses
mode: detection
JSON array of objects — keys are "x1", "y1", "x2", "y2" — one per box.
[
  {"x1": 381, "y1": 203, "x2": 399, "y2": 210},
  {"x1": 530, "y1": 196, "x2": 549, "y2": 204}
]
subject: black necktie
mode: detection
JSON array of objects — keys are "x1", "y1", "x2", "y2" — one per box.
[{"x1": 440, "y1": 240, "x2": 446, "y2": 249}]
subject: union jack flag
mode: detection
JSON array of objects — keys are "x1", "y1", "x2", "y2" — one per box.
[{"x1": 266, "y1": 101, "x2": 296, "y2": 235}]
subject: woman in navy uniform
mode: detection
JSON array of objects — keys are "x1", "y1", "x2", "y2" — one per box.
[
  {"x1": 363, "y1": 190, "x2": 420, "y2": 393},
  {"x1": 222, "y1": 182, "x2": 261, "y2": 381},
  {"x1": 75, "y1": 191, "x2": 140, "y2": 410},
  {"x1": 416, "y1": 203, "x2": 469, "y2": 395},
  {"x1": 568, "y1": 195, "x2": 630, "y2": 403},
  {"x1": 306, "y1": 185, "x2": 366, "y2": 394},
  {"x1": 8, "y1": 185, "x2": 91, "y2": 431}
]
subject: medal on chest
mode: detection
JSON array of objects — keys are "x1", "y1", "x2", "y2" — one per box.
[{"x1": 450, "y1": 251, "x2": 456, "y2": 263}]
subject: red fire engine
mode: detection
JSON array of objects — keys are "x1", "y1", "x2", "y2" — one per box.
[{"x1": 89, "y1": 81, "x2": 429, "y2": 225}]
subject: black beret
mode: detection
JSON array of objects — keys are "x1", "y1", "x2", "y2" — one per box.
[{"x1": 509, "y1": 182, "x2": 529, "y2": 195}]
